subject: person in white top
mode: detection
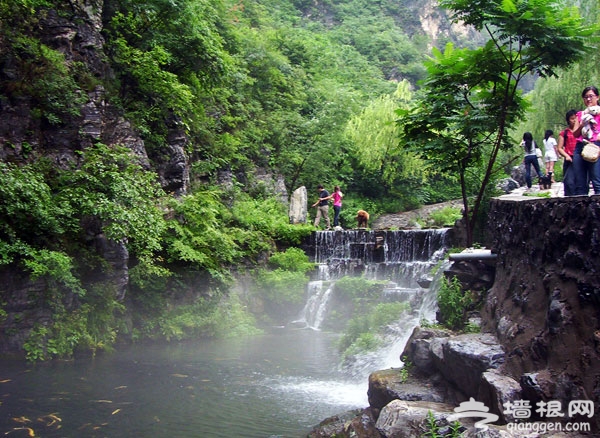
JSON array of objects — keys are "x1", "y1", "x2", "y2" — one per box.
[
  {"x1": 543, "y1": 129, "x2": 558, "y2": 182},
  {"x1": 521, "y1": 131, "x2": 544, "y2": 189}
]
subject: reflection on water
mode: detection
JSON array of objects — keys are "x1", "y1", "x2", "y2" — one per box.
[{"x1": 0, "y1": 328, "x2": 368, "y2": 438}]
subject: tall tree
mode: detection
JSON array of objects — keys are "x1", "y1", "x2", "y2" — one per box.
[
  {"x1": 346, "y1": 81, "x2": 429, "y2": 205},
  {"x1": 398, "y1": 0, "x2": 596, "y2": 245},
  {"x1": 513, "y1": 0, "x2": 600, "y2": 142}
]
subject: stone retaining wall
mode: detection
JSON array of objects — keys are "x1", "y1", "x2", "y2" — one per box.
[{"x1": 483, "y1": 195, "x2": 600, "y2": 423}]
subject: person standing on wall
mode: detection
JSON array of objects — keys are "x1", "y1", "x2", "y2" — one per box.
[
  {"x1": 330, "y1": 186, "x2": 344, "y2": 228},
  {"x1": 557, "y1": 109, "x2": 578, "y2": 196},
  {"x1": 521, "y1": 132, "x2": 544, "y2": 190},
  {"x1": 543, "y1": 129, "x2": 558, "y2": 183},
  {"x1": 572, "y1": 86, "x2": 600, "y2": 195},
  {"x1": 311, "y1": 184, "x2": 331, "y2": 230}
]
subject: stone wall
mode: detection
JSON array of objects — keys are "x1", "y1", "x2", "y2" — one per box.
[{"x1": 483, "y1": 195, "x2": 600, "y2": 419}]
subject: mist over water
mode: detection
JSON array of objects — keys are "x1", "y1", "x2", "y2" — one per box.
[
  {"x1": 0, "y1": 229, "x2": 449, "y2": 437},
  {"x1": 0, "y1": 329, "x2": 365, "y2": 437}
]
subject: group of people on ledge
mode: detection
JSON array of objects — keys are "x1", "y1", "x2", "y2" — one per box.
[
  {"x1": 311, "y1": 184, "x2": 344, "y2": 230},
  {"x1": 311, "y1": 185, "x2": 370, "y2": 230},
  {"x1": 522, "y1": 86, "x2": 600, "y2": 196}
]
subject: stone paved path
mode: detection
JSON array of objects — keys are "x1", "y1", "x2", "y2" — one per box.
[
  {"x1": 373, "y1": 181, "x2": 600, "y2": 229},
  {"x1": 498, "y1": 181, "x2": 564, "y2": 200},
  {"x1": 374, "y1": 182, "x2": 576, "y2": 230}
]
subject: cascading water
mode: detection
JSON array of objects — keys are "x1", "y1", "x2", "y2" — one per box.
[
  {"x1": 298, "y1": 228, "x2": 452, "y2": 376},
  {"x1": 295, "y1": 280, "x2": 334, "y2": 329},
  {"x1": 274, "y1": 228, "x2": 452, "y2": 423}
]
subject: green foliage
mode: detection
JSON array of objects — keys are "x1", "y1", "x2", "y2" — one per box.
[
  {"x1": 23, "y1": 325, "x2": 49, "y2": 362},
  {"x1": 254, "y1": 268, "x2": 308, "y2": 305},
  {"x1": 400, "y1": 356, "x2": 412, "y2": 383},
  {"x1": 346, "y1": 82, "x2": 429, "y2": 197},
  {"x1": 23, "y1": 249, "x2": 85, "y2": 297},
  {"x1": 154, "y1": 294, "x2": 261, "y2": 341},
  {"x1": 162, "y1": 189, "x2": 313, "y2": 289},
  {"x1": 449, "y1": 421, "x2": 464, "y2": 437},
  {"x1": 22, "y1": 285, "x2": 124, "y2": 361},
  {"x1": 399, "y1": 366, "x2": 409, "y2": 383},
  {"x1": 273, "y1": 222, "x2": 315, "y2": 246},
  {"x1": 320, "y1": 276, "x2": 388, "y2": 330},
  {"x1": 437, "y1": 276, "x2": 471, "y2": 330},
  {"x1": 514, "y1": 0, "x2": 600, "y2": 149},
  {"x1": 0, "y1": 162, "x2": 85, "y2": 295},
  {"x1": 463, "y1": 321, "x2": 481, "y2": 334},
  {"x1": 104, "y1": 0, "x2": 233, "y2": 150},
  {"x1": 523, "y1": 191, "x2": 551, "y2": 198},
  {"x1": 333, "y1": 276, "x2": 386, "y2": 301},
  {"x1": 1, "y1": 145, "x2": 174, "y2": 358},
  {"x1": 3, "y1": 35, "x2": 87, "y2": 124},
  {"x1": 0, "y1": 162, "x2": 72, "y2": 256},
  {"x1": 419, "y1": 318, "x2": 444, "y2": 330},
  {"x1": 8, "y1": 0, "x2": 598, "y2": 360},
  {"x1": 334, "y1": 196, "x2": 382, "y2": 229},
  {"x1": 421, "y1": 410, "x2": 464, "y2": 438},
  {"x1": 229, "y1": 194, "x2": 312, "y2": 248},
  {"x1": 268, "y1": 247, "x2": 315, "y2": 272},
  {"x1": 428, "y1": 207, "x2": 463, "y2": 227},
  {"x1": 339, "y1": 301, "x2": 410, "y2": 357},
  {"x1": 422, "y1": 411, "x2": 442, "y2": 438},
  {"x1": 59, "y1": 144, "x2": 168, "y2": 268},
  {"x1": 163, "y1": 189, "x2": 241, "y2": 286},
  {"x1": 252, "y1": 247, "x2": 314, "y2": 306}
]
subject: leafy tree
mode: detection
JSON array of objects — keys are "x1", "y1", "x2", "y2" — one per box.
[
  {"x1": 162, "y1": 189, "x2": 242, "y2": 287},
  {"x1": 513, "y1": 0, "x2": 600, "y2": 143},
  {"x1": 346, "y1": 80, "x2": 430, "y2": 207},
  {"x1": 398, "y1": 0, "x2": 595, "y2": 245},
  {"x1": 0, "y1": 162, "x2": 85, "y2": 304},
  {"x1": 58, "y1": 144, "x2": 167, "y2": 270},
  {"x1": 103, "y1": 0, "x2": 235, "y2": 153}
]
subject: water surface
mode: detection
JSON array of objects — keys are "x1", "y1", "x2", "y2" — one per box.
[{"x1": 0, "y1": 328, "x2": 369, "y2": 438}]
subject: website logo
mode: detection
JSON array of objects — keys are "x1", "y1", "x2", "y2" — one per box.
[
  {"x1": 448, "y1": 398, "x2": 593, "y2": 434},
  {"x1": 448, "y1": 398, "x2": 499, "y2": 431}
]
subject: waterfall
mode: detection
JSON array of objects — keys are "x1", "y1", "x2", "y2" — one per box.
[
  {"x1": 297, "y1": 228, "x2": 452, "y2": 375},
  {"x1": 374, "y1": 259, "x2": 450, "y2": 372},
  {"x1": 294, "y1": 280, "x2": 334, "y2": 330}
]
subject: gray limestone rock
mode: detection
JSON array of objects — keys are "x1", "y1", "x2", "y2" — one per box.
[{"x1": 289, "y1": 186, "x2": 308, "y2": 224}]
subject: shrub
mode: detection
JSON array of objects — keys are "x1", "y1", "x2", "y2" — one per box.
[
  {"x1": 428, "y1": 206, "x2": 462, "y2": 227},
  {"x1": 268, "y1": 247, "x2": 315, "y2": 272},
  {"x1": 437, "y1": 276, "x2": 471, "y2": 330},
  {"x1": 332, "y1": 276, "x2": 386, "y2": 301},
  {"x1": 8, "y1": 36, "x2": 87, "y2": 124},
  {"x1": 254, "y1": 269, "x2": 308, "y2": 305},
  {"x1": 155, "y1": 294, "x2": 261, "y2": 341},
  {"x1": 339, "y1": 301, "x2": 410, "y2": 357},
  {"x1": 230, "y1": 194, "x2": 313, "y2": 247}
]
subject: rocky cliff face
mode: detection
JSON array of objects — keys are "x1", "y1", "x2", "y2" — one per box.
[
  {"x1": 0, "y1": 2, "x2": 187, "y2": 192},
  {"x1": 0, "y1": 1, "x2": 188, "y2": 352},
  {"x1": 483, "y1": 195, "x2": 600, "y2": 417}
]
